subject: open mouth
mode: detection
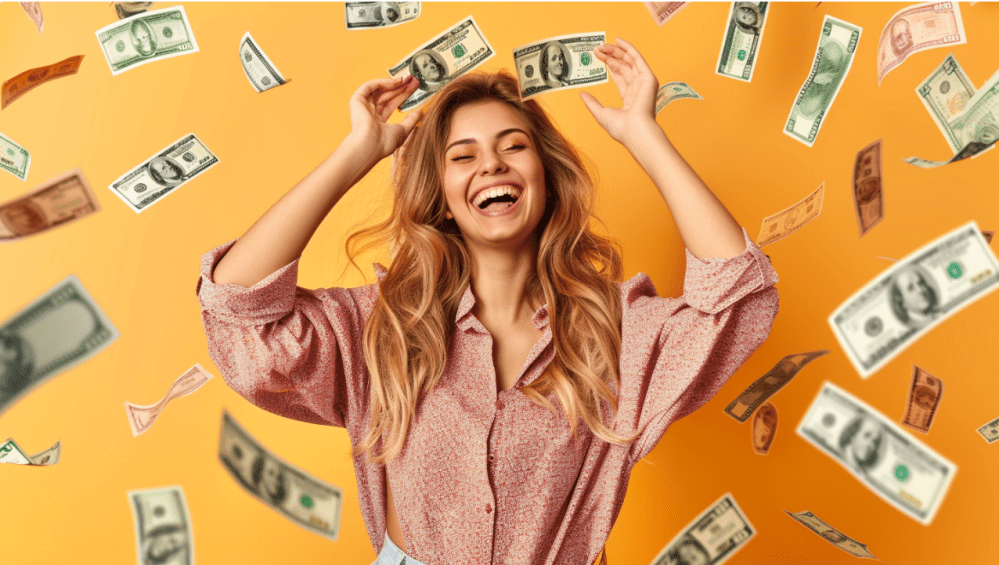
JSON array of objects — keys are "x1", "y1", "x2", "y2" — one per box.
[{"x1": 471, "y1": 185, "x2": 522, "y2": 212}]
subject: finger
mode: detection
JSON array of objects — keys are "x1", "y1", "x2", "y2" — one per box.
[
  {"x1": 579, "y1": 91, "x2": 608, "y2": 125},
  {"x1": 378, "y1": 78, "x2": 419, "y2": 121},
  {"x1": 603, "y1": 56, "x2": 634, "y2": 82},
  {"x1": 354, "y1": 76, "x2": 409, "y2": 102},
  {"x1": 399, "y1": 107, "x2": 423, "y2": 136},
  {"x1": 375, "y1": 76, "x2": 416, "y2": 107},
  {"x1": 615, "y1": 38, "x2": 655, "y2": 76},
  {"x1": 599, "y1": 43, "x2": 636, "y2": 69}
]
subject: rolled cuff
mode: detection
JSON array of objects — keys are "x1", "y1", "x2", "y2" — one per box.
[
  {"x1": 195, "y1": 239, "x2": 301, "y2": 325},
  {"x1": 681, "y1": 227, "x2": 779, "y2": 314}
]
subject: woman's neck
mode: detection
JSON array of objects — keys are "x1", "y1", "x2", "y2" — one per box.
[{"x1": 466, "y1": 240, "x2": 541, "y2": 326}]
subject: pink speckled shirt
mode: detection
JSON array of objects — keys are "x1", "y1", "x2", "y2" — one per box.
[{"x1": 196, "y1": 227, "x2": 779, "y2": 565}]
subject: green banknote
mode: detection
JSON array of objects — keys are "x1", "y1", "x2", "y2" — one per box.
[
  {"x1": 0, "y1": 132, "x2": 31, "y2": 181},
  {"x1": 95, "y1": 6, "x2": 199, "y2": 76},
  {"x1": 716, "y1": 2, "x2": 771, "y2": 82}
]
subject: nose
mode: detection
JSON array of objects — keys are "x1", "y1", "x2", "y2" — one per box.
[{"x1": 478, "y1": 149, "x2": 507, "y2": 175}]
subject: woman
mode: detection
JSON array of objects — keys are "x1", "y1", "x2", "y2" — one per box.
[{"x1": 197, "y1": 39, "x2": 778, "y2": 565}]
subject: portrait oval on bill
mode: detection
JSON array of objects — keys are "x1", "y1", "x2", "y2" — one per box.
[
  {"x1": 129, "y1": 19, "x2": 158, "y2": 56},
  {"x1": 890, "y1": 18, "x2": 914, "y2": 57},
  {"x1": 888, "y1": 264, "x2": 941, "y2": 330},
  {"x1": 409, "y1": 49, "x2": 448, "y2": 93},
  {"x1": 376, "y1": 2, "x2": 401, "y2": 23},
  {"x1": 146, "y1": 157, "x2": 186, "y2": 188},
  {"x1": 540, "y1": 40, "x2": 571, "y2": 88},
  {"x1": 838, "y1": 411, "x2": 888, "y2": 474},
  {"x1": 732, "y1": 2, "x2": 762, "y2": 33},
  {"x1": 0, "y1": 201, "x2": 48, "y2": 236},
  {"x1": 799, "y1": 39, "x2": 847, "y2": 118}
]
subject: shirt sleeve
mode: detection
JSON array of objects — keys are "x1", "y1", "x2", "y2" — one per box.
[
  {"x1": 617, "y1": 228, "x2": 780, "y2": 466},
  {"x1": 195, "y1": 239, "x2": 379, "y2": 428}
]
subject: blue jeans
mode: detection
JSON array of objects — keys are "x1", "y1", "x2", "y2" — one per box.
[{"x1": 371, "y1": 531, "x2": 429, "y2": 565}]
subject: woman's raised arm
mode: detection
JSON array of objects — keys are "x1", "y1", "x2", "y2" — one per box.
[{"x1": 213, "y1": 76, "x2": 422, "y2": 287}]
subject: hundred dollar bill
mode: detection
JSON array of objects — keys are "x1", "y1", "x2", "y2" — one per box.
[
  {"x1": 853, "y1": 139, "x2": 884, "y2": 237},
  {"x1": 798, "y1": 381, "x2": 956, "y2": 524},
  {"x1": 0, "y1": 438, "x2": 60, "y2": 465},
  {"x1": 829, "y1": 221, "x2": 999, "y2": 378},
  {"x1": 20, "y1": 2, "x2": 43, "y2": 35},
  {"x1": 0, "y1": 275, "x2": 119, "y2": 416},
  {"x1": 755, "y1": 182, "x2": 823, "y2": 247},
  {"x1": 114, "y1": 2, "x2": 155, "y2": 20},
  {"x1": 917, "y1": 54, "x2": 976, "y2": 153},
  {"x1": 514, "y1": 32, "x2": 607, "y2": 101},
  {"x1": 128, "y1": 486, "x2": 193, "y2": 565},
  {"x1": 219, "y1": 411, "x2": 343, "y2": 540},
  {"x1": 125, "y1": 363, "x2": 213, "y2": 437},
  {"x1": 643, "y1": 2, "x2": 688, "y2": 27},
  {"x1": 716, "y1": 2, "x2": 770, "y2": 82},
  {"x1": 650, "y1": 493, "x2": 755, "y2": 565},
  {"x1": 345, "y1": 2, "x2": 420, "y2": 29},
  {"x1": 783, "y1": 510, "x2": 876, "y2": 559},
  {"x1": 977, "y1": 417, "x2": 999, "y2": 443},
  {"x1": 751, "y1": 401, "x2": 777, "y2": 455},
  {"x1": 109, "y1": 133, "x2": 218, "y2": 214},
  {"x1": 655, "y1": 82, "x2": 701, "y2": 115},
  {"x1": 724, "y1": 350, "x2": 829, "y2": 422},
  {"x1": 784, "y1": 16, "x2": 861, "y2": 147},
  {"x1": 877, "y1": 2, "x2": 966, "y2": 86},
  {"x1": 901, "y1": 365, "x2": 942, "y2": 433},
  {"x1": 0, "y1": 169, "x2": 100, "y2": 242},
  {"x1": 95, "y1": 6, "x2": 199, "y2": 76},
  {"x1": 388, "y1": 16, "x2": 495, "y2": 111},
  {"x1": 2, "y1": 55, "x2": 85, "y2": 110},
  {"x1": 240, "y1": 32, "x2": 287, "y2": 92},
  {"x1": 0, "y1": 132, "x2": 30, "y2": 181}
]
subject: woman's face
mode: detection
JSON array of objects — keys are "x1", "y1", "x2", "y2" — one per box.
[{"x1": 442, "y1": 100, "x2": 547, "y2": 251}]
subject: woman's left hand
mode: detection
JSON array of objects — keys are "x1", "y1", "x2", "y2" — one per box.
[{"x1": 580, "y1": 38, "x2": 659, "y2": 147}]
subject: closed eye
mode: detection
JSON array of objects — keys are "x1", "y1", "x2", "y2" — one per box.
[{"x1": 505, "y1": 144, "x2": 526, "y2": 151}]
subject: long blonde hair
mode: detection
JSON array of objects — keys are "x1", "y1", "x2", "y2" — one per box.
[{"x1": 345, "y1": 70, "x2": 641, "y2": 465}]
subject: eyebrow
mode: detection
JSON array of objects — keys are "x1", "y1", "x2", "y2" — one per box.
[{"x1": 444, "y1": 128, "x2": 530, "y2": 153}]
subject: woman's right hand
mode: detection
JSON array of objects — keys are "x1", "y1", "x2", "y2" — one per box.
[{"x1": 345, "y1": 76, "x2": 423, "y2": 162}]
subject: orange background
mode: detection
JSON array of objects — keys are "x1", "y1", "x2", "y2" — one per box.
[{"x1": 2, "y1": 2, "x2": 998, "y2": 563}]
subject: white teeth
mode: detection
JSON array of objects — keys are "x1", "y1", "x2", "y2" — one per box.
[{"x1": 472, "y1": 185, "x2": 522, "y2": 208}]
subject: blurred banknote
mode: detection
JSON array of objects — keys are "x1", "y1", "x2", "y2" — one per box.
[
  {"x1": 877, "y1": 2, "x2": 966, "y2": 85},
  {"x1": 751, "y1": 402, "x2": 777, "y2": 455},
  {"x1": 977, "y1": 417, "x2": 999, "y2": 443},
  {"x1": 0, "y1": 132, "x2": 31, "y2": 181},
  {"x1": 113, "y1": 2, "x2": 154, "y2": 20},
  {"x1": 716, "y1": 2, "x2": 770, "y2": 82},
  {"x1": 388, "y1": 16, "x2": 494, "y2": 111},
  {"x1": 784, "y1": 510, "x2": 876, "y2": 559},
  {"x1": 784, "y1": 16, "x2": 861, "y2": 147},
  {"x1": 643, "y1": 2, "x2": 688, "y2": 27},
  {"x1": 514, "y1": 32, "x2": 607, "y2": 101},
  {"x1": 345, "y1": 2, "x2": 420, "y2": 29},
  {"x1": 917, "y1": 54, "x2": 976, "y2": 153},
  {"x1": 128, "y1": 486, "x2": 193, "y2": 565},
  {"x1": 0, "y1": 275, "x2": 119, "y2": 416},
  {"x1": 852, "y1": 139, "x2": 884, "y2": 237},
  {"x1": 798, "y1": 381, "x2": 956, "y2": 524},
  {"x1": 755, "y1": 182, "x2": 823, "y2": 247},
  {"x1": 982, "y1": 230, "x2": 994, "y2": 244},
  {"x1": 0, "y1": 438, "x2": 60, "y2": 465},
  {"x1": 2, "y1": 55, "x2": 85, "y2": 110},
  {"x1": 219, "y1": 412, "x2": 343, "y2": 540},
  {"x1": 655, "y1": 82, "x2": 701, "y2": 115},
  {"x1": 240, "y1": 32, "x2": 287, "y2": 92},
  {"x1": 125, "y1": 363, "x2": 213, "y2": 436},
  {"x1": 0, "y1": 169, "x2": 100, "y2": 242},
  {"x1": 829, "y1": 222, "x2": 999, "y2": 378},
  {"x1": 109, "y1": 133, "x2": 219, "y2": 214},
  {"x1": 900, "y1": 365, "x2": 942, "y2": 433},
  {"x1": 650, "y1": 493, "x2": 755, "y2": 565},
  {"x1": 724, "y1": 350, "x2": 829, "y2": 422},
  {"x1": 20, "y1": 2, "x2": 43, "y2": 35},
  {"x1": 96, "y1": 6, "x2": 199, "y2": 76}
]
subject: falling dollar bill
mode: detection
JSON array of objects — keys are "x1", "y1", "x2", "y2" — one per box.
[
  {"x1": 19, "y1": 2, "x2": 43, "y2": 35},
  {"x1": 751, "y1": 401, "x2": 777, "y2": 455},
  {"x1": 900, "y1": 365, "x2": 943, "y2": 433},
  {"x1": 128, "y1": 486, "x2": 193, "y2": 565},
  {"x1": 219, "y1": 411, "x2": 344, "y2": 540},
  {"x1": 513, "y1": 32, "x2": 607, "y2": 101},
  {"x1": 852, "y1": 139, "x2": 884, "y2": 237},
  {"x1": 784, "y1": 16, "x2": 861, "y2": 147},
  {"x1": 877, "y1": 2, "x2": 966, "y2": 86},
  {"x1": 650, "y1": 493, "x2": 755, "y2": 565},
  {"x1": 0, "y1": 275, "x2": 119, "y2": 416},
  {"x1": 783, "y1": 510, "x2": 876, "y2": 559},
  {"x1": 388, "y1": 16, "x2": 495, "y2": 111},
  {"x1": 0, "y1": 132, "x2": 30, "y2": 181},
  {"x1": 239, "y1": 32, "x2": 288, "y2": 92},
  {"x1": 345, "y1": 1, "x2": 420, "y2": 29},
  {"x1": 2, "y1": 55, "x2": 85, "y2": 110},
  {"x1": 125, "y1": 364, "x2": 213, "y2": 437},
  {"x1": 0, "y1": 169, "x2": 101, "y2": 242},
  {"x1": 716, "y1": 2, "x2": 770, "y2": 82},
  {"x1": 724, "y1": 350, "x2": 829, "y2": 422},
  {"x1": 798, "y1": 381, "x2": 956, "y2": 524},
  {"x1": 983, "y1": 230, "x2": 995, "y2": 244},
  {"x1": 643, "y1": 2, "x2": 688, "y2": 27},
  {"x1": 113, "y1": 2, "x2": 155, "y2": 20},
  {"x1": 655, "y1": 82, "x2": 701, "y2": 115},
  {"x1": 109, "y1": 133, "x2": 218, "y2": 214},
  {"x1": 755, "y1": 182, "x2": 823, "y2": 247},
  {"x1": 977, "y1": 417, "x2": 999, "y2": 443},
  {"x1": 916, "y1": 54, "x2": 976, "y2": 153},
  {"x1": 0, "y1": 438, "x2": 60, "y2": 465},
  {"x1": 95, "y1": 6, "x2": 199, "y2": 76},
  {"x1": 829, "y1": 221, "x2": 999, "y2": 379}
]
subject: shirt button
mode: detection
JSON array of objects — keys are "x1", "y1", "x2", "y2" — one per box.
[
  {"x1": 485, "y1": 503, "x2": 492, "y2": 514},
  {"x1": 496, "y1": 399, "x2": 505, "y2": 410},
  {"x1": 489, "y1": 454, "x2": 495, "y2": 461}
]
